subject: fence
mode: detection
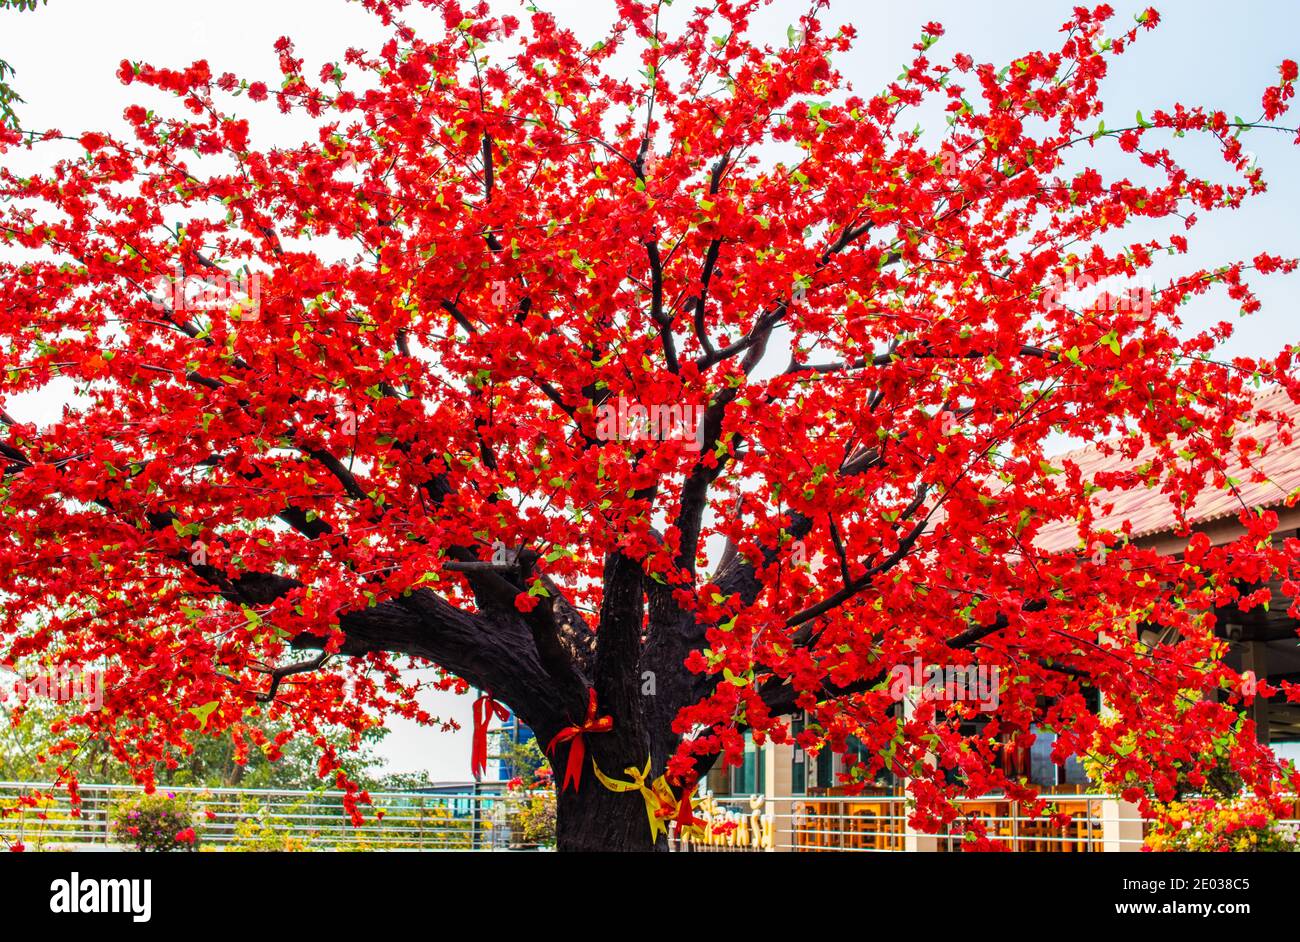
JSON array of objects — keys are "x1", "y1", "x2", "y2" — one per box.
[
  {"x1": 6, "y1": 781, "x2": 1293, "y2": 852},
  {"x1": 0, "y1": 782, "x2": 553, "y2": 851},
  {"x1": 706, "y1": 794, "x2": 1125, "y2": 852},
  {"x1": 708, "y1": 794, "x2": 1300, "y2": 852}
]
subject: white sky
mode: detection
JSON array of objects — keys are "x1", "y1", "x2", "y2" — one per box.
[{"x1": 3, "y1": 0, "x2": 1297, "y2": 780}]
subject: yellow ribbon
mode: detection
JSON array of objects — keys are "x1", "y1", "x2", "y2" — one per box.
[{"x1": 592, "y1": 758, "x2": 677, "y2": 842}]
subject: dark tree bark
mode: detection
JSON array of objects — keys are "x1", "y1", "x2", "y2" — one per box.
[
  {"x1": 554, "y1": 777, "x2": 661, "y2": 852},
  {"x1": 553, "y1": 733, "x2": 670, "y2": 852}
]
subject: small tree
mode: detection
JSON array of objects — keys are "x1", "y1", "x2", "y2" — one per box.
[
  {"x1": 0, "y1": 0, "x2": 46, "y2": 129},
  {"x1": 499, "y1": 736, "x2": 556, "y2": 847},
  {"x1": 495, "y1": 734, "x2": 548, "y2": 787},
  {"x1": 0, "y1": 690, "x2": 391, "y2": 790}
]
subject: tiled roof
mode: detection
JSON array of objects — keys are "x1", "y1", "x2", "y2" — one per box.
[{"x1": 1034, "y1": 386, "x2": 1300, "y2": 554}]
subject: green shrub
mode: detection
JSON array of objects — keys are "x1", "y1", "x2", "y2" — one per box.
[
  {"x1": 110, "y1": 792, "x2": 201, "y2": 852},
  {"x1": 511, "y1": 793, "x2": 556, "y2": 848},
  {"x1": 1145, "y1": 797, "x2": 1299, "y2": 852},
  {"x1": 227, "y1": 797, "x2": 309, "y2": 852},
  {"x1": 228, "y1": 817, "x2": 308, "y2": 852}
]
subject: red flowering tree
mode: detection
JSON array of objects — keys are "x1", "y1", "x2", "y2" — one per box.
[{"x1": 3, "y1": 0, "x2": 1300, "y2": 851}]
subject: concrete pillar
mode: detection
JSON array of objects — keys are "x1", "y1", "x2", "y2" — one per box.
[
  {"x1": 900, "y1": 693, "x2": 940, "y2": 852},
  {"x1": 903, "y1": 823, "x2": 940, "y2": 852},
  {"x1": 764, "y1": 741, "x2": 795, "y2": 852},
  {"x1": 1100, "y1": 799, "x2": 1143, "y2": 852}
]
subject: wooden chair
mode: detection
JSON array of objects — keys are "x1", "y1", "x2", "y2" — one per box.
[{"x1": 846, "y1": 805, "x2": 880, "y2": 851}]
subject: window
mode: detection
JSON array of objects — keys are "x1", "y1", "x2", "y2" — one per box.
[
  {"x1": 1029, "y1": 728, "x2": 1089, "y2": 788},
  {"x1": 816, "y1": 747, "x2": 834, "y2": 792},
  {"x1": 791, "y1": 714, "x2": 807, "y2": 796},
  {"x1": 730, "y1": 732, "x2": 765, "y2": 795}
]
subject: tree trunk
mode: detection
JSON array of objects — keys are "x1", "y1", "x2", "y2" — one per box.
[{"x1": 555, "y1": 781, "x2": 668, "y2": 852}]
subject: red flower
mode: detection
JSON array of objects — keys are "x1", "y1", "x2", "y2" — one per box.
[
  {"x1": 1282, "y1": 60, "x2": 1299, "y2": 83},
  {"x1": 247, "y1": 82, "x2": 269, "y2": 102},
  {"x1": 684, "y1": 649, "x2": 709, "y2": 674},
  {"x1": 175, "y1": 827, "x2": 196, "y2": 844}
]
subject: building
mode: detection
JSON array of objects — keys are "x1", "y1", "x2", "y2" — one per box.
[
  {"x1": 696, "y1": 386, "x2": 1300, "y2": 850},
  {"x1": 492, "y1": 709, "x2": 538, "y2": 782}
]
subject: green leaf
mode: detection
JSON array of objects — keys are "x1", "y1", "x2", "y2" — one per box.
[
  {"x1": 188, "y1": 701, "x2": 219, "y2": 730},
  {"x1": 722, "y1": 668, "x2": 750, "y2": 687}
]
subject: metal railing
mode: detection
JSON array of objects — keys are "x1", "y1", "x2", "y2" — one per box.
[
  {"x1": 793, "y1": 794, "x2": 1109, "y2": 852},
  {"x1": 0, "y1": 781, "x2": 554, "y2": 851},
  {"x1": 7, "y1": 781, "x2": 1295, "y2": 852},
  {"x1": 708, "y1": 793, "x2": 1136, "y2": 852}
]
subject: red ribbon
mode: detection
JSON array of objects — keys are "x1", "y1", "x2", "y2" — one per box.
[
  {"x1": 673, "y1": 772, "x2": 705, "y2": 832},
  {"x1": 546, "y1": 688, "x2": 613, "y2": 792},
  {"x1": 471, "y1": 693, "x2": 510, "y2": 780}
]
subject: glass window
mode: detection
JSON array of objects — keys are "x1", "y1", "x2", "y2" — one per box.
[
  {"x1": 1029, "y1": 727, "x2": 1090, "y2": 788},
  {"x1": 791, "y1": 714, "x2": 807, "y2": 796},
  {"x1": 730, "y1": 732, "x2": 765, "y2": 794},
  {"x1": 816, "y1": 747, "x2": 834, "y2": 791},
  {"x1": 1029, "y1": 730, "x2": 1058, "y2": 786}
]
